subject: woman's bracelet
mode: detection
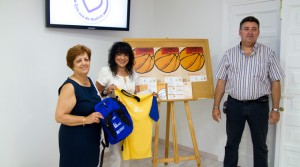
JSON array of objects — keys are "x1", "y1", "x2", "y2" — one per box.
[
  {"x1": 101, "y1": 88, "x2": 108, "y2": 96},
  {"x1": 82, "y1": 117, "x2": 86, "y2": 126}
]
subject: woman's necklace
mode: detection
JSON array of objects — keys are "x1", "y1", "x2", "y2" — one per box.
[
  {"x1": 72, "y1": 75, "x2": 90, "y2": 87},
  {"x1": 117, "y1": 68, "x2": 128, "y2": 83}
]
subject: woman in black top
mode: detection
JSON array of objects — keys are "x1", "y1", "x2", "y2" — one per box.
[{"x1": 55, "y1": 44, "x2": 103, "y2": 167}]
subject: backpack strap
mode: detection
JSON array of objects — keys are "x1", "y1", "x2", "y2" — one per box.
[
  {"x1": 120, "y1": 89, "x2": 141, "y2": 102},
  {"x1": 111, "y1": 98, "x2": 132, "y2": 126},
  {"x1": 115, "y1": 108, "x2": 131, "y2": 126},
  {"x1": 103, "y1": 112, "x2": 117, "y2": 138},
  {"x1": 99, "y1": 127, "x2": 109, "y2": 167}
]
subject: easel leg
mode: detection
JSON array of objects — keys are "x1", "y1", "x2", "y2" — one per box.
[
  {"x1": 171, "y1": 102, "x2": 179, "y2": 163},
  {"x1": 152, "y1": 102, "x2": 161, "y2": 167},
  {"x1": 184, "y1": 101, "x2": 201, "y2": 167},
  {"x1": 164, "y1": 102, "x2": 171, "y2": 165}
]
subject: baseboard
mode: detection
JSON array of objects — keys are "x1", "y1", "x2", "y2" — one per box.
[{"x1": 103, "y1": 138, "x2": 218, "y2": 161}]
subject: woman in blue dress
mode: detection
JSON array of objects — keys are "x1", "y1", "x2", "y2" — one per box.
[{"x1": 55, "y1": 44, "x2": 103, "y2": 167}]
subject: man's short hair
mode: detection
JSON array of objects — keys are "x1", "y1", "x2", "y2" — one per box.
[{"x1": 240, "y1": 16, "x2": 260, "y2": 30}]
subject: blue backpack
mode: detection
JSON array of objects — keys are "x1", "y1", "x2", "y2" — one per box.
[
  {"x1": 94, "y1": 97, "x2": 134, "y2": 145},
  {"x1": 94, "y1": 90, "x2": 140, "y2": 167}
]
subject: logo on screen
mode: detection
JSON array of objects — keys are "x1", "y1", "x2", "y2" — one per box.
[{"x1": 74, "y1": 0, "x2": 110, "y2": 24}]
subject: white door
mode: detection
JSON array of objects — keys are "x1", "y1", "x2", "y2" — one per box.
[
  {"x1": 222, "y1": 0, "x2": 281, "y2": 166},
  {"x1": 275, "y1": 0, "x2": 300, "y2": 166}
]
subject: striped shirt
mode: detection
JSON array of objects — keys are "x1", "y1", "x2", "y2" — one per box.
[{"x1": 216, "y1": 42, "x2": 285, "y2": 101}]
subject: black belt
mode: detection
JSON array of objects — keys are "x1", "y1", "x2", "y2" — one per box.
[{"x1": 228, "y1": 95, "x2": 269, "y2": 103}]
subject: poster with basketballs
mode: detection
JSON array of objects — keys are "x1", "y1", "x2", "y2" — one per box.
[{"x1": 123, "y1": 38, "x2": 214, "y2": 100}]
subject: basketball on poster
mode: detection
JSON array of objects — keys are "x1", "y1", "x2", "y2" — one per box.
[
  {"x1": 133, "y1": 47, "x2": 207, "y2": 83},
  {"x1": 124, "y1": 38, "x2": 214, "y2": 100}
]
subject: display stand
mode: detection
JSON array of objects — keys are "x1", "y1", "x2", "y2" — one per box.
[
  {"x1": 152, "y1": 100, "x2": 201, "y2": 167},
  {"x1": 122, "y1": 38, "x2": 214, "y2": 167}
]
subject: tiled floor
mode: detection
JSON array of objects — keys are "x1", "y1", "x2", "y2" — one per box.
[{"x1": 102, "y1": 141, "x2": 223, "y2": 167}]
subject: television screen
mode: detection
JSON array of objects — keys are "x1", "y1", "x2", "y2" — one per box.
[{"x1": 46, "y1": 0, "x2": 130, "y2": 31}]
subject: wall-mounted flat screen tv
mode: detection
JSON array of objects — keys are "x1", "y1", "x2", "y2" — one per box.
[{"x1": 46, "y1": 0, "x2": 130, "y2": 31}]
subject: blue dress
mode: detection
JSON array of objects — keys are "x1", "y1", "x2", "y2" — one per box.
[{"x1": 58, "y1": 77, "x2": 101, "y2": 167}]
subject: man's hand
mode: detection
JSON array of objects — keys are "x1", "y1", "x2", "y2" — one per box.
[
  {"x1": 212, "y1": 108, "x2": 221, "y2": 122},
  {"x1": 269, "y1": 111, "x2": 280, "y2": 124}
]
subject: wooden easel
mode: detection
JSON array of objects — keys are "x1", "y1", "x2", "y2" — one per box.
[
  {"x1": 122, "y1": 38, "x2": 214, "y2": 167},
  {"x1": 152, "y1": 100, "x2": 202, "y2": 167}
]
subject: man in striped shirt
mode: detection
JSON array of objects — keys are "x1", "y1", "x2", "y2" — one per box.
[{"x1": 212, "y1": 16, "x2": 285, "y2": 167}]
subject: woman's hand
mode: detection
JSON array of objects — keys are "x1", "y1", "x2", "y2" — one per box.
[
  {"x1": 106, "y1": 84, "x2": 117, "y2": 94},
  {"x1": 86, "y1": 112, "x2": 103, "y2": 124},
  {"x1": 152, "y1": 92, "x2": 158, "y2": 97}
]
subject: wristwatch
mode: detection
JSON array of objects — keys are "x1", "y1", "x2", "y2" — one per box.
[{"x1": 272, "y1": 107, "x2": 284, "y2": 112}]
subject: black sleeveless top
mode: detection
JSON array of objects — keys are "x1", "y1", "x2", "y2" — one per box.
[{"x1": 58, "y1": 77, "x2": 101, "y2": 167}]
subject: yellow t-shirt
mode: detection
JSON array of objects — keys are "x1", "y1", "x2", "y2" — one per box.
[{"x1": 114, "y1": 89, "x2": 158, "y2": 160}]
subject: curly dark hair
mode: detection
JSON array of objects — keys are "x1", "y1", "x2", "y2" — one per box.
[{"x1": 108, "y1": 41, "x2": 135, "y2": 78}]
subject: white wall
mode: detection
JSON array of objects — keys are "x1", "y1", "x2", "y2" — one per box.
[
  {"x1": 153, "y1": 0, "x2": 223, "y2": 156},
  {"x1": 0, "y1": 0, "x2": 223, "y2": 166}
]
